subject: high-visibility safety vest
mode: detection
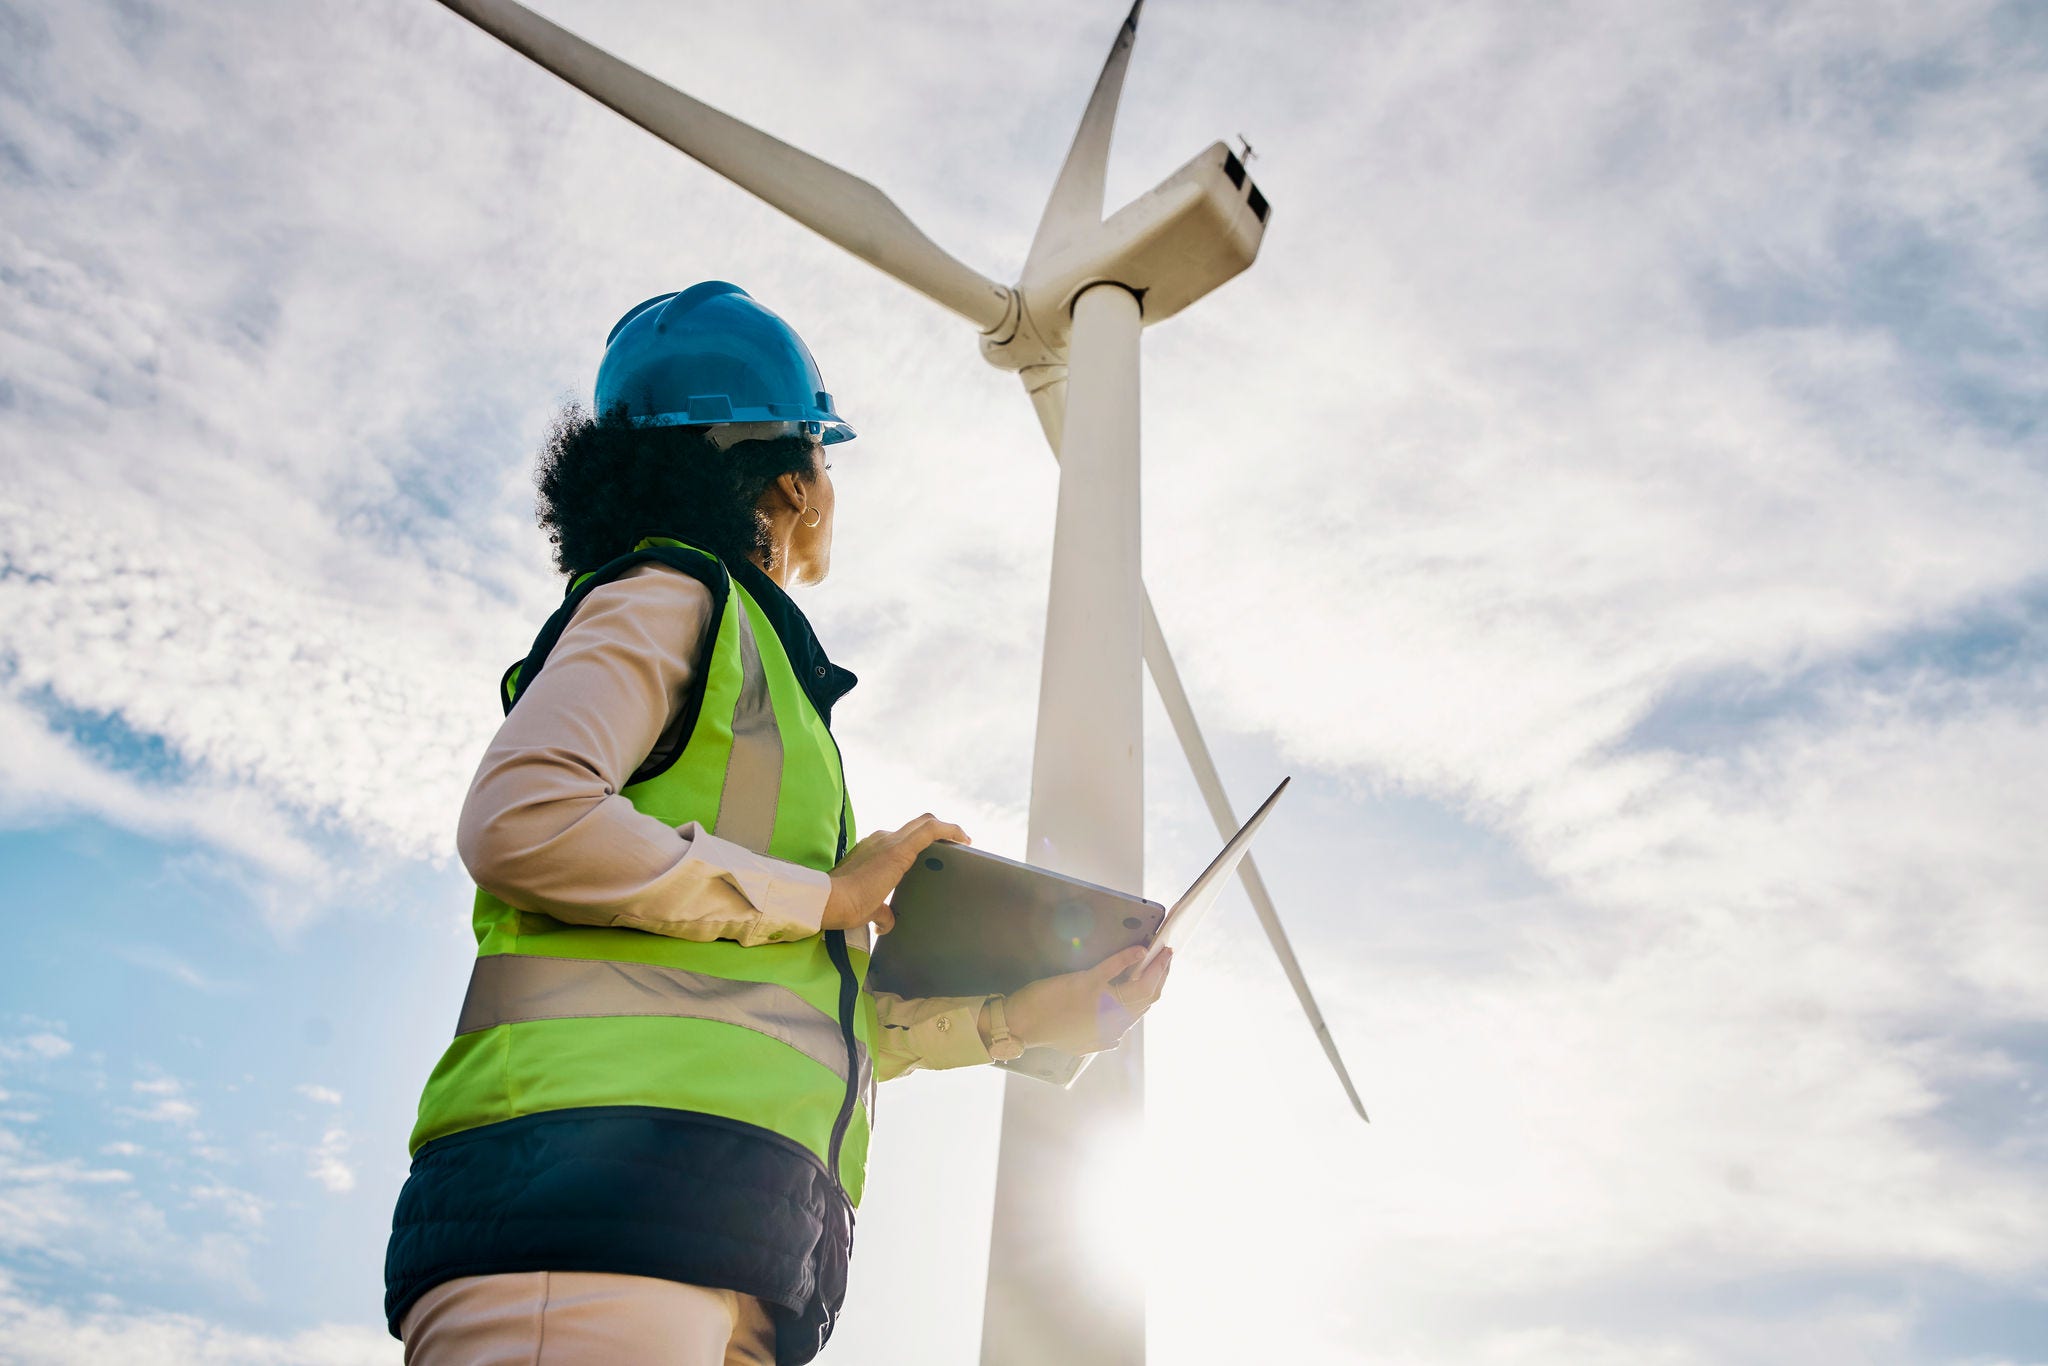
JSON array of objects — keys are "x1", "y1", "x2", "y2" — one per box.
[{"x1": 410, "y1": 535, "x2": 874, "y2": 1195}]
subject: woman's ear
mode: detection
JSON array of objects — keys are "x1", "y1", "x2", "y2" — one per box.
[{"x1": 774, "y1": 468, "x2": 810, "y2": 514}]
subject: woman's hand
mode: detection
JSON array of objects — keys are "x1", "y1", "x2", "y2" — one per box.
[
  {"x1": 1002, "y1": 945, "x2": 1173, "y2": 1056},
  {"x1": 822, "y1": 814, "x2": 970, "y2": 935}
]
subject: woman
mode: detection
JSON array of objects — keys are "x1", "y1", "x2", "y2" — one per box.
[{"x1": 384, "y1": 282, "x2": 1171, "y2": 1365}]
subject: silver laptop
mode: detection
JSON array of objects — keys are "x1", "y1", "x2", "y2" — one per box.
[{"x1": 869, "y1": 777, "x2": 1289, "y2": 1084}]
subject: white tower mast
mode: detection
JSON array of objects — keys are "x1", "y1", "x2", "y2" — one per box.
[{"x1": 988, "y1": 280, "x2": 1148, "y2": 1363}]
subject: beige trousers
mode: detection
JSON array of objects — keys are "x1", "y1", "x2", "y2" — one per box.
[{"x1": 401, "y1": 1271, "x2": 778, "y2": 1365}]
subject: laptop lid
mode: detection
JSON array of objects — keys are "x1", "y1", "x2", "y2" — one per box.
[{"x1": 1137, "y1": 776, "x2": 1289, "y2": 970}]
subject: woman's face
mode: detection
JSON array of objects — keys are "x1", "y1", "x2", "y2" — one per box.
[{"x1": 787, "y1": 444, "x2": 835, "y2": 586}]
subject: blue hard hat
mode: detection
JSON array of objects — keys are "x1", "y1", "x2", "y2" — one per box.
[{"x1": 594, "y1": 281, "x2": 855, "y2": 445}]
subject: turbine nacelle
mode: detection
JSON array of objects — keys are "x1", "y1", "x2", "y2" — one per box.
[{"x1": 980, "y1": 141, "x2": 1272, "y2": 373}]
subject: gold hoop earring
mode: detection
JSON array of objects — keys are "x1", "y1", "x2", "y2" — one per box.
[{"x1": 801, "y1": 506, "x2": 822, "y2": 529}]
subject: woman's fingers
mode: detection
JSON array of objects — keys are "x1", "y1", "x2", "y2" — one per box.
[
  {"x1": 887, "y1": 816, "x2": 970, "y2": 867},
  {"x1": 907, "y1": 818, "x2": 969, "y2": 849},
  {"x1": 1103, "y1": 946, "x2": 1171, "y2": 1014},
  {"x1": 895, "y1": 815, "x2": 957, "y2": 841},
  {"x1": 872, "y1": 901, "x2": 896, "y2": 936},
  {"x1": 1098, "y1": 945, "x2": 1149, "y2": 984},
  {"x1": 1124, "y1": 949, "x2": 1172, "y2": 1007}
]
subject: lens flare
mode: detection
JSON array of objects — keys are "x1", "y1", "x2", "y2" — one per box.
[{"x1": 1069, "y1": 1115, "x2": 1152, "y2": 1288}]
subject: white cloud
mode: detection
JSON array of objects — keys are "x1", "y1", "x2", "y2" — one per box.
[
  {"x1": 112, "y1": 946, "x2": 232, "y2": 994},
  {"x1": 295, "y1": 1085, "x2": 342, "y2": 1107},
  {"x1": 306, "y1": 1127, "x2": 355, "y2": 1195},
  {"x1": 141, "y1": 1101, "x2": 197, "y2": 1128},
  {"x1": 0, "y1": 1034, "x2": 74, "y2": 1064},
  {"x1": 121, "y1": 1076, "x2": 199, "y2": 1130},
  {"x1": 188, "y1": 1183, "x2": 267, "y2": 1234},
  {"x1": 0, "y1": 1132, "x2": 133, "y2": 1203},
  {"x1": 0, "y1": 1124, "x2": 138, "y2": 1261},
  {"x1": 0, "y1": 692, "x2": 329, "y2": 892},
  {"x1": 0, "y1": 1118, "x2": 268, "y2": 1306},
  {"x1": 0, "y1": 1269, "x2": 394, "y2": 1366}
]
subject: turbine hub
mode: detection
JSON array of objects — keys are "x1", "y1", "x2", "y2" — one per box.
[{"x1": 979, "y1": 140, "x2": 1269, "y2": 373}]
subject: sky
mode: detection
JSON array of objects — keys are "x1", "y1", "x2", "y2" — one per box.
[{"x1": 2, "y1": 0, "x2": 2046, "y2": 1361}]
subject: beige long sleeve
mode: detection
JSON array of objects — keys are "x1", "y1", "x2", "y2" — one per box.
[
  {"x1": 456, "y1": 562, "x2": 829, "y2": 946},
  {"x1": 871, "y1": 992, "x2": 993, "y2": 1081}
]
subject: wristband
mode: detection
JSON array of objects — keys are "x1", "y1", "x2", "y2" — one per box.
[{"x1": 983, "y1": 993, "x2": 1024, "y2": 1062}]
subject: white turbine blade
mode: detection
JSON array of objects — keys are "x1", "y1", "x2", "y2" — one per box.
[
  {"x1": 433, "y1": 0, "x2": 1012, "y2": 331},
  {"x1": 1021, "y1": 0, "x2": 1144, "y2": 277},
  {"x1": 1019, "y1": 368, "x2": 1370, "y2": 1123},
  {"x1": 1144, "y1": 596, "x2": 1370, "y2": 1123},
  {"x1": 1019, "y1": 362, "x2": 1070, "y2": 450}
]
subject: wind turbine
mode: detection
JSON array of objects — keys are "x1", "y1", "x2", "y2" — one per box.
[{"x1": 428, "y1": 3, "x2": 1368, "y2": 1361}]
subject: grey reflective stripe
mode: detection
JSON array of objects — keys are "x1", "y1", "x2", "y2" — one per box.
[
  {"x1": 457, "y1": 953, "x2": 856, "y2": 1082},
  {"x1": 856, "y1": 1044, "x2": 874, "y2": 1126},
  {"x1": 715, "y1": 602, "x2": 783, "y2": 854}
]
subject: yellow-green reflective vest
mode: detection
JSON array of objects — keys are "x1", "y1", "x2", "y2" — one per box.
[{"x1": 409, "y1": 538, "x2": 877, "y2": 1203}]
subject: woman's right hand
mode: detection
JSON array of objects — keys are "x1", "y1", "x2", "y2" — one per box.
[
  {"x1": 822, "y1": 814, "x2": 969, "y2": 935},
  {"x1": 1004, "y1": 944, "x2": 1173, "y2": 1056}
]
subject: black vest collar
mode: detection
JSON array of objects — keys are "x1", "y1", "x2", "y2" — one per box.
[{"x1": 726, "y1": 557, "x2": 859, "y2": 728}]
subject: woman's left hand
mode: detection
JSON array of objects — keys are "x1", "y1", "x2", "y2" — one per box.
[
  {"x1": 1002, "y1": 945, "x2": 1174, "y2": 1057},
  {"x1": 823, "y1": 814, "x2": 970, "y2": 935}
]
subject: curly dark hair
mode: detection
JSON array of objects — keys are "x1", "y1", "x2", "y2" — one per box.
[{"x1": 535, "y1": 403, "x2": 823, "y2": 578}]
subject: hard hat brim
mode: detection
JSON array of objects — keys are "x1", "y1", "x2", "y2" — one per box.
[{"x1": 631, "y1": 414, "x2": 856, "y2": 447}]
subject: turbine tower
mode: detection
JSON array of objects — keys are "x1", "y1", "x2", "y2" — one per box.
[{"x1": 427, "y1": 4, "x2": 1368, "y2": 1360}]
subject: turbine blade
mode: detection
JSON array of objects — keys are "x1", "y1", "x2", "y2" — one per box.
[
  {"x1": 1022, "y1": 0, "x2": 1144, "y2": 277},
  {"x1": 1143, "y1": 596, "x2": 1371, "y2": 1123},
  {"x1": 434, "y1": 0, "x2": 1012, "y2": 331},
  {"x1": 1020, "y1": 368, "x2": 1370, "y2": 1122},
  {"x1": 1019, "y1": 363, "x2": 1069, "y2": 451}
]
